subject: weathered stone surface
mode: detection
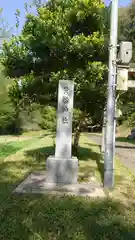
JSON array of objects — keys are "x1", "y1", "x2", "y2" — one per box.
[
  {"x1": 55, "y1": 80, "x2": 74, "y2": 159},
  {"x1": 46, "y1": 156, "x2": 78, "y2": 184},
  {"x1": 13, "y1": 171, "x2": 105, "y2": 198},
  {"x1": 46, "y1": 80, "x2": 79, "y2": 184}
]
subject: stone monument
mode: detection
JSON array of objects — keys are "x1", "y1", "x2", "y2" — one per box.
[
  {"x1": 46, "y1": 80, "x2": 78, "y2": 184},
  {"x1": 13, "y1": 82, "x2": 105, "y2": 197}
]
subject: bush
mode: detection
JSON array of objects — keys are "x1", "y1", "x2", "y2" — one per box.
[
  {"x1": 0, "y1": 106, "x2": 22, "y2": 135},
  {"x1": 19, "y1": 104, "x2": 42, "y2": 132},
  {"x1": 0, "y1": 69, "x2": 22, "y2": 135},
  {"x1": 39, "y1": 106, "x2": 56, "y2": 133}
]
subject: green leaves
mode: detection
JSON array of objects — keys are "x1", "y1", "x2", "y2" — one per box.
[
  {"x1": 0, "y1": 69, "x2": 19, "y2": 134},
  {"x1": 2, "y1": 0, "x2": 107, "y2": 129},
  {"x1": 69, "y1": 32, "x2": 104, "y2": 60},
  {"x1": 39, "y1": 106, "x2": 56, "y2": 132}
]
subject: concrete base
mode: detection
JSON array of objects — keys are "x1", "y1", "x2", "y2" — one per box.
[
  {"x1": 46, "y1": 156, "x2": 78, "y2": 184},
  {"x1": 13, "y1": 171, "x2": 105, "y2": 198}
]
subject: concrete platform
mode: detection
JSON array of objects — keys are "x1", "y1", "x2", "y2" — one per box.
[{"x1": 13, "y1": 171, "x2": 105, "y2": 198}]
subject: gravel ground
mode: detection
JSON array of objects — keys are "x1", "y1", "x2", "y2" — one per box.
[{"x1": 88, "y1": 134, "x2": 135, "y2": 173}]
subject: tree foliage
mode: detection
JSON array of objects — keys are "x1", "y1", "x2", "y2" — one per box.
[
  {"x1": 117, "y1": 3, "x2": 135, "y2": 127},
  {"x1": 1, "y1": 0, "x2": 107, "y2": 147},
  {"x1": 119, "y1": 3, "x2": 135, "y2": 60},
  {"x1": 0, "y1": 10, "x2": 21, "y2": 135},
  {"x1": 0, "y1": 66, "x2": 20, "y2": 134},
  {"x1": 2, "y1": 0, "x2": 135, "y2": 139}
]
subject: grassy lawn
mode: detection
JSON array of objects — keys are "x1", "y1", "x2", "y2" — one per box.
[
  {"x1": 0, "y1": 132, "x2": 135, "y2": 239},
  {"x1": 116, "y1": 123, "x2": 135, "y2": 144},
  {"x1": 116, "y1": 136, "x2": 135, "y2": 144}
]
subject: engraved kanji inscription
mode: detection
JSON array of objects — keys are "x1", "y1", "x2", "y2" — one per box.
[
  {"x1": 64, "y1": 85, "x2": 69, "y2": 92},
  {"x1": 63, "y1": 96, "x2": 69, "y2": 104},
  {"x1": 62, "y1": 116, "x2": 68, "y2": 124},
  {"x1": 63, "y1": 106, "x2": 69, "y2": 112}
]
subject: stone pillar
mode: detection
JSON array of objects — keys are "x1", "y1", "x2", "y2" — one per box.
[{"x1": 46, "y1": 80, "x2": 78, "y2": 184}]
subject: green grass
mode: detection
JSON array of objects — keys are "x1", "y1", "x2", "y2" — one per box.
[
  {"x1": 1, "y1": 195, "x2": 135, "y2": 240},
  {"x1": 116, "y1": 136, "x2": 135, "y2": 144},
  {"x1": 0, "y1": 139, "x2": 38, "y2": 158},
  {"x1": 0, "y1": 132, "x2": 135, "y2": 239},
  {"x1": 0, "y1": 143, "x2": 22, "y2": 158}
]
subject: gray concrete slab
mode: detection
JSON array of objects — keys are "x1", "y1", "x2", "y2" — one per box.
[{"x1": 13, "y1": 171, "x2": 105, "y2": 198}]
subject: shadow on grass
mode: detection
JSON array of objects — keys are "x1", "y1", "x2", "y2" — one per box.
[
  {"x1": 88, "y1": 141, "x2": 135, "y2": 149},
  {"x1": 25, "y1": 145, "x2": 101, "y2": 162},
  {"x1": 84, "y1": 143, "x2": 127, "y2": 186},
  {"x1": 25, "y1": 146, "x2": 55, "y2": 163},
  {"x1": 25, "y1": 144, "x2": 102, "y2": 160},
  {"x1": 1, "y1": 142, "x2": 125, "y2": 194},
  {"x1": 1, "y1": 143, "x2": 135, "y2": 239},
  {"x1": 0, "y1": 195, "x2": 135, "y2": 239},
  {"x1": 0, "y1": 143, "x2": 53, "y2": 202},
  {"x1": 84, "y1": 143, "x2": 104, "y2": 183},
  {"x1": 116, "y1": 145, "x2": 135, "y2": 149},
  {"x1": 25, "y1": 145, "x2": 105, "y2": 184},
  {"x1": 116, "y1": 137, "x2": 135, "y2": 145},
  {"x1": 0, "y1": 158, "x2": 43, "y2": 202}
]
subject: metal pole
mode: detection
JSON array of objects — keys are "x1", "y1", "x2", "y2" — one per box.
[
  {"x1": 113, "y1": 108, "x2": 116, "y2": 161},
  {"x1": 113, "y1": 93, "x2": 120, "y2": 161},
  {"x1": 101, "y1": 109, "x2": 106, "y2": 153},
  {"x1": 104, "y1": 0, "x2": 118, "y2": 188}
]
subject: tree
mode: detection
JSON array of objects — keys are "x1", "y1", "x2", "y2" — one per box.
[
  {"x1": 0, "y1": 64, "x2": 20, "y2": 134},
  {"x1": 119, "y1": 3, "x2": 135, "y2": 59},
  {"x1": 0, "y1": 8, "x2": 13, "y2": 39},
  {"x1": 0, "y1": 8, "x2": 22, "y2": 135},
  {"x1": 1, "y1": 0, "x2": 107, "y2": 151},
  {"x1": 117, "y1": 3, "x2": 135, "y2": 128}
]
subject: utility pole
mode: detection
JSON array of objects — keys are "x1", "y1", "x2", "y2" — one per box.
[
  {"x1": 101, "y1": 108, "x2": 106, "y2": 153},
  {"x1": 113, "y1": 93, "x2": 120, "y2": 160},
  {"x1": 104, "y1": 0, "x2": 119, "y2": 188}
]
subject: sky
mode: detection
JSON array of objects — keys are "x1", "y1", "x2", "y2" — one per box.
[
  {"x1": 0, "y1": 0, "x2": 132, "y2": 36},
  {"x1": 105, "y1": 0, "x2": 131, "y2": 6},
  {"x1": 0, "y1": 0, "x2": 36, "y2": 35}
]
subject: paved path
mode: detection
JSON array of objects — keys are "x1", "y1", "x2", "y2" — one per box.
[{"x1": 89, "y1": 134, "x2": 135, "y2": 173}]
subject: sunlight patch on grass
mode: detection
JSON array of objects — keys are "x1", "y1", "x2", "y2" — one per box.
[{"x1": 0, "y1": 135, "x2": 32, "y2": 144}]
